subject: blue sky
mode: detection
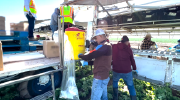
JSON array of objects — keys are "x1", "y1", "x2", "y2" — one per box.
[
  {"x1": 0, "y1": 0, "x2": 64, "y2": 31},
  {"x1": 1, "y1": 0, "x2": 180, "y2": 31}
]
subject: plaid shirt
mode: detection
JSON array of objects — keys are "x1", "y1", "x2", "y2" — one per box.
[{"x1": 140, "y1": 39, "x2": 155, "y2": 50}]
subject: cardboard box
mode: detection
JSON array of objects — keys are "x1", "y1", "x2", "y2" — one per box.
[
  {"x1": 0, "y1": 16, "x2": 5, "y2": 22},
  {"x1": 0, "y1": 26, "x2": 5, "y2": 30},
  {"x1": 43, "y1": 40, "x2": 60, "y2": 58},
  {"x1": 0, "y1": 41, "x2": 3, "y2": 71}
]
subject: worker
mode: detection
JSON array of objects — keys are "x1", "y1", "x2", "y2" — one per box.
[
  {"x1": 173, "y1": 39, "x2": 180, "y2": 49},
  {"x1": 50, "y1": 8, "x2": 60, "y2": 40},
  {"x1": 140, "y1": 33, "x2": 156, "y2": 50},
  {"x1": 24, "y1": 0, "x2": 37, "y2": 41},
  {"x1": 173, "y1": 39, "x2": 180, "y2": 52},
  {"x1": 78, "y1": 29, "x2": 112, "y2": 100},
  {"x1": 60, "y1": 5, "x2": 74, "y2": 32},
  {"x1": 112, "y1": 36, "x2": 137, "y2": 100}
]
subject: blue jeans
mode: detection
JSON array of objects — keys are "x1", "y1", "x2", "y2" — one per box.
[
  {"x1": 50, "y1": 25, "x2": 58, "y2": 40},
  {"x1": 113, "y1": 71, "x2": 136, "y2": 96},
  {"x1": 26, "y1": 14, "x2": 35, "y2": 38},
  {"x1": 91, "y1": 77, "x2": 110, "y2": 100}
]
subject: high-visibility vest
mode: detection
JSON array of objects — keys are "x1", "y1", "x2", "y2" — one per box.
[
  {"x1": 60, "y1": 6, "x2": 73, "y2": 24},
  {"x1": 24, "y1": 0, "x2": 37, "y2": 14}
]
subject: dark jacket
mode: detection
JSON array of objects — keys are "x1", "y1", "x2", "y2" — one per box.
[
  {"x1": 140, "y1": 38, "x2": 155, "y2": 50},
  {"x1": 79, "y1": 40, "x2": 112, "y2": 80},
  {"x1": 112, "y1": 42, "x2": 136, "y2": 73}
]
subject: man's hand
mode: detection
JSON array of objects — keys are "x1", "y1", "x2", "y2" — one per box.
[{"x1": 133, "y1": 70, "x2": 138, "y2": 76}]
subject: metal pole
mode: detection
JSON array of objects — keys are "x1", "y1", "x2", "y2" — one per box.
[
  {"x1": 0, "y1": 68, "x2": 65, "y2": 88},
  {"x1": 58, "y1": 16, "x2": 65, "y2": 68},
  {"x1": 51, "y1": 73, "x2": 56, "y2": 100},
  {"x1": 96, "y1": 0, "x2": 112, "y2": 18}
]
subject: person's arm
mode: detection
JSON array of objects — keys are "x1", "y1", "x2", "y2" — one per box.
[
  {"x1": 148, "y1": 40, "x2": 155, "y2": 46},
  {"x1": 54, "y1": 14, "x2": 58, "y2": 24},
  {"x1": 79, "y1": 45, "x2": 109, "y2": 61},
  {"x1": 24, "y1": 0, "x2": 30, "y2": 12},
  {"x1": 130, "y1": 50, "x2": 136, "y2": 70},
  {"x1": 173, "y1": 45, "x2": 177, "y2": 48}
]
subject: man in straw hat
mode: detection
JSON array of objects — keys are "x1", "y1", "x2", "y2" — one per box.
[{"x1": 140, "y1": 33, "x2": 156, "y2": 50}]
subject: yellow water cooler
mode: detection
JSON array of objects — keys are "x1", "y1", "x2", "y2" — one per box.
[{"x1": 65, "y1": 27, "x2": 86, "y2": 60}]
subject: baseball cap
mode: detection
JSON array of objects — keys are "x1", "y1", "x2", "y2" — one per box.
[{"x1": 92, "y1": 29, "x2": 105, "y2": 38}]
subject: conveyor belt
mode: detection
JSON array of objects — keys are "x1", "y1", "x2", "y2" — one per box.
[{"x1": 0, "y1": 57, "x2": 60, "y2": 77}]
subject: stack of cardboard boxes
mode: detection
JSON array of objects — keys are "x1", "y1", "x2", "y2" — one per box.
[
  {"x1": 0, "y1": 16, "x2": 6, "y2": 35},
  {"x1": 10, "y1": 22, "x2": 28, "y2": 32}
]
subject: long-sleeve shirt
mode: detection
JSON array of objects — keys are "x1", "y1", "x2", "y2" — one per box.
[
  {"x1": 173, "y1": 44, "x2": 180, "y2": 52},
  {"x1": 140, "y1": 38, "x2": 155, "y2": 50},
  {"x1": 79, "y1": 40, "x2": 112, "y2": 80},
  {"x1": 24, "y1": 0, "x2": 37, "y2": 18},
  {"x1": 173, "y1": 44, "x2": 180, "y2": 48},
  {"x1": 112, "y1": 42, "x2": 136, "y2": 73},
  {"x1": 50, "y1": 8, "x2": 59, "y2": 26}
]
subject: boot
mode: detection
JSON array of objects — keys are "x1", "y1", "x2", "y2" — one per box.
[
  {"x1": 130, "y1": 95, "x2": 137, "y2": 100},
  {"x1": 113, "y1": 88, "x2": 118, "y2": 100}
]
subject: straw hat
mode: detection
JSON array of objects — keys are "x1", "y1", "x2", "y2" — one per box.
[{"x1": 144, "y1": 33, "x2": 153, "y2": 38}]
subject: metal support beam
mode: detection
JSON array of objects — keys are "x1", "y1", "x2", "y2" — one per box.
[
  {"x1": 96, "y1": 0, "x2": 112, "y2": 18},
  {"x1": 51, "y1": 73, "x2": 56, "y2": 100},
  {"x1": 126, "y1": 1, "x2": 135, "y2": 13},
  {"x1": 58, "y1": 16, "x2": 65, "y2": 68}
]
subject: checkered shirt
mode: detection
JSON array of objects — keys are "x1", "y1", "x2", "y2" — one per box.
[{"x1": 140, "y1": 39, "x2": 155, "y2": 50}]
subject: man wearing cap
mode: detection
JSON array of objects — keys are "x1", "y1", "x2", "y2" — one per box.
[
  {"x1": 78, "y1": 29, "x2": 112, "y2": 100},
  {"x1": 140, "y1": 33, "x2": 156, "y2": 50},
  {"x1": 112, "y1": 36, "x2": 137, "y2": 100}
]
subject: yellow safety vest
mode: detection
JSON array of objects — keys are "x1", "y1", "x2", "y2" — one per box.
[
  {"x1": 60, "y1": 6, "x2": 73, "y2": 24},
  {"x1": 24, "y1": 0, "x2": 37, "y2": 14}
]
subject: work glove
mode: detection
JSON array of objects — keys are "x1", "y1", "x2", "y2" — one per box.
[
  {"x1": 78, "y1": 53, "x2": 83, "y2": 58},
  {"x1": 135, "y1": 70, "x2": 138, "y2": 73},
  {"x1": 133, "y1": 70, "x2": 138, "y2": 76},
  {"x1": 80, "y1": 60, "x2": 88, "y2": 67}
]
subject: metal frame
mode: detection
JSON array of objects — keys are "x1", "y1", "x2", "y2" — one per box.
[
  {"x1": 133, "y1": 50, "x2": 180, "y2": 90},
  {"x1": 58, "y1": 16, "x2": 65, "y2": 68},
  {"x1": 0, "y1": 15, "x2": 66, "y2": 100},
  {"x1": 0, "y1": 68, "x2": 66, "y2": 100},
  {"x1": 96, "y1": 0, "x2": 112, "y2": 18}
]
